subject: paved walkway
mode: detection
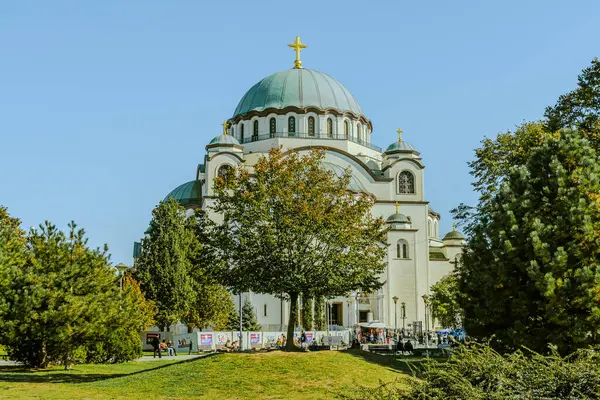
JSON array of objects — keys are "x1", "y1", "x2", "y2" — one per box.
[
  {"x1": 0, "y1": 354, "x2": 208, "y2": 367},
  {"x1": 135, "y1": 354, "x2": 206, "y2": 362}
]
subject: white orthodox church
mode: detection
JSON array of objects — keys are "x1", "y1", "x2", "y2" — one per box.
[{"x1": 158, "y1": 37, "x2": 465, "y2": 333}]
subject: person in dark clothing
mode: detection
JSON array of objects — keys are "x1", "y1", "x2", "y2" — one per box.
[
  {"x1": 396, "y1": 340, "x2": 405, "y2": 355},
  {"x1": 151, "y1": 336, "x2": 161, "y2": 358},
  {"x1": 189, "y1": 340, "x2": 193, "y2": 355},
  {"x1": 404, "y1": 340, "x2": 414, "y2": 355}
]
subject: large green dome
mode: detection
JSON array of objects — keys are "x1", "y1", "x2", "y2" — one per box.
[
  {"x1": 165, "y1": 180, "x2": 202, "y2": 208},
  {"x1": 232, "y1": 69, "x2": 363, "y2": 118}
]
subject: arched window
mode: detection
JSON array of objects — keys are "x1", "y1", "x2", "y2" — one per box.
[
  {"x1": 344, "y1": 120, "x2": 349, "y2": 137},
  {"x1": 269, "y1": 117, "x2": 276, "y2": 138},
  {"x1": 398, "y1": 171, "x2": 415, "y2": 194},
  {"x1": 231, "y1": 126, "x2": 235, "y2": 137},
  {"x1": 357, "y1": 124, "x2": 362, "y2": 142},
  {"x1": 434, "y1": 221, "x2": 439, "y2": 238},
  {"x1": 218, "y1": 164, "x2": 232, "y2": 179},
  {"x1": 396, "y1": 239, "x2": 409, "y2": 259},
  {"x1": 288, "y1": 116, "x2": 296, "y2": 135},
  {"x1": 327, "y1": 118, "x2": 333, "y2": 138},
  {"x1": 428, "y1": 220, "x2": 432, "y2": 237},
  {"x1": 253, "y1": 120, "x2": 259, "y2": 141},
  {"x1": 308, "y1": 116, "x2": 315, "y2": 136},
  {"x1": 240, "y1": 124, "x2": 245, "y2": 142}
]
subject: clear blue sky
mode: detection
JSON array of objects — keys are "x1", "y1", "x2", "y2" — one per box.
[{"x1": 1, "y1": 1, "x2": 598, "y2": 264}]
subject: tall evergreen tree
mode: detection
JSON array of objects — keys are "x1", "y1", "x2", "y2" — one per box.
[
  {"x1": 0, "y1": 221, "x2": 154, "y2": 368},
  {"x1": 225, "y1": 300, "x2": 240, "y2": 331},
  {"x1": 211, "y1": 148, "x2": 387, "y2": 350},
  {"x1": 458, "y1": 130, "x2": 600, "y2": 354},
  {"x1": 429, "y1": 273, "x2": 463, "y2": 329},
  {"x1": 134, "y1": 198, "x2": 196, "y2": 330},
  {"x1": 242, "y1": 297, "x2": 261, "y2": 331}
]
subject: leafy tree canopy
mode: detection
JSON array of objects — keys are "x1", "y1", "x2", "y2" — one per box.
[
  {"x1": 545, "y1": 58, "x2": 600, "y2": 141},
  {"x1": 429, "y1": 273, "x2": 463, "y2": 329},
  {"x1": 457, "y1": 130, "x2": 600, "y2": 354},
  {"x1": 211, "y1": 147, "x2": 388, "y2": 350}
]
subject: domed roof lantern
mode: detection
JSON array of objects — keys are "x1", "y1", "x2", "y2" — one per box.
[
  {"x1": 443, "y1": 222, "x2": 465, "y2": 241},
  {"x1": 206, "y1": 121, "x2": 242, "y2": 150},
  {"x1": 384, "y1": 129, "x2": 417, "y2": 154},
  {"x1": 386, "y1": 202, "x2": 411, "y2": 226}
]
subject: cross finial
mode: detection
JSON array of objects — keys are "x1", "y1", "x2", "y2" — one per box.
[
  {"x1": 396, "y1": 129, "x2": 403, "y2": 142},
  {"x1": 395, "y1": 202, "x2": 399, "y2": 214},
  {"x1": 221, "y1": 121, "x2": 229, "y2": 135},
  {"x1": 288, "y1": 35, "x2": 308, "y2": 69},
  {"x1": 452, "y1": 221, "x2": 456, "y2": 231}
]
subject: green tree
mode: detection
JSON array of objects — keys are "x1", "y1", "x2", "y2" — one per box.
[
  {"x1": 184, "y1": 210, "x2": 235, "y2": 331},
  {"x1": 545, "y1": 58, "x2": 600, "y2": 143},
  {"x1": 457, "y1": 130, "x2": 600, "y2": 354},
  {"x1": 86, "y1": 275, "x2": 157, "y2": 363},
  {"x1": 0, "y1": 207, "x2": 27, "y2": 336},
  {"x1": 429, "y1": 273, "x2": 463, "y2": 329},
  {"x1": 314, "y1": 296, "x2": 325, "y2": 331},
  {"x1": 242, "y1": 297, "x2": 261, "y2": 331},
  {"x1": 134, "y1": 198, "x2": 196, "y2": 331},
  {"x1": 301, "y1": 294, "x2": 313, "y2": 330},
  {"x1": 1, "y1": 222, "x2": 140, "y2": 368},
  {"x1": 212, "y1": 148, "x2": 387, "y2": 350},
  {"x1": 225, "y1": 299, "x2": 240, "y2": 331}
]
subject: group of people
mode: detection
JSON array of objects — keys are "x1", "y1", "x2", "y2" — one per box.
[{"x1": 151, "y1": 337, "x2": 184, "y2": 358}]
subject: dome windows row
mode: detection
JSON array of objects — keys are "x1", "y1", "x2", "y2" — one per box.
[{"x1": 228, "y1": 114, "x2": 371, "y2": 145}]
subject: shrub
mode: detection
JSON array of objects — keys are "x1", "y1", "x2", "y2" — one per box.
[{"x1": 352, "y1": 344, "x2": 600, "y2": 399}]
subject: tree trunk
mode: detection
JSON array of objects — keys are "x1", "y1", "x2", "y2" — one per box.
[
  {"x1": 285, "y1": 292, "x2": 299, "y2": 351},
  {"x1": 40, "y1": 340, "x2": 48, "y2": 369}
]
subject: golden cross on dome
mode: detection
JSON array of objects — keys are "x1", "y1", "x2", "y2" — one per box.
[
  {"x1": 452, "y1": 221, "x2": 456, "y2": 231},
  {"x1": 397, "y1": 129, "x2": 403, "y2": 142},
  {"x1": 395, "y1": 202, "x2": 399, "y2": 214},
  {"x1": 221, "y1": 121, "x2": 229, "y2": 135},
  {"x1": 288, "y1": 35, "x2": 308, "y2": 69}
]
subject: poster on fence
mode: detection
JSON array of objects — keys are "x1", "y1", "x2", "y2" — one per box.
[
  {"x1": 250, "y1": 333, "x2": 261, "y2": 345},
  {"x1": 216, "y1": 333, "x2": 231, "y2": 345},
  {"x1": 305, "y1": 333, "x2": 313, "y2": 343},
  {"x1": 200, "y1": 334, "x2": 213, "y2": 346},
  {"x1": 176, "y1": 336, "x2": 193, "y2": 350}
]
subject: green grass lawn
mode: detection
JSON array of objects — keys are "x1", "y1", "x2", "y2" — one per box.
[{"x1": 0, "y1": 350, "x2": 415, "y2": 399}]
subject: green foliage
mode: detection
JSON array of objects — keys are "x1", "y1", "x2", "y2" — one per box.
[
  {"x1": 0, "y1": 220, "x2": 155, "y2": 368},
  {"x1": 403, "y1": 345, "x2": 600, "y2": 399},
  {"x1": 458, "y1": 130, "x2": 600, "y2": 354},
  {"x1": 301, "y1": 294, "x2": 313, "y2": 330},
  {"x1": 211, "y1": 147, "x2": 387, "y2": 349},
  {"x1": 242, "y1": 297, "x2": 261, "y2": 331},
  {"x1": 134, "y1": 198, "x2": 196, "y2": 330},
  {"x1": 225, "y1": 299, "x2": 240, "y2": 331},
  {"x1": 545, "y1": 58, "x2": 600, "y2": 143},
  {"x1": 429, "y1": 273, "x2": 463, "y2": 329},
  {"x1": 314, "y1": 296, "x2": 325, "y2": 331},
  {"x1": 85, "y1": 276, "x2": 156, "y2": 364},
  {"x1": 0, "y1": 207, "x2": 27, "y2": 336}
]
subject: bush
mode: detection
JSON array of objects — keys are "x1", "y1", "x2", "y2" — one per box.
[{"x1": 353, "y1": 344, "x2": 600, "y2": 399}]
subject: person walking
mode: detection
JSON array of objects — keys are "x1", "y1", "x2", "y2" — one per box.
[
  {"x1": 188, "y1": 340, "x2": 193, "y2": 355},
  {"x1": 151, "y1": 336, "x2": 161, "y2": 359}
]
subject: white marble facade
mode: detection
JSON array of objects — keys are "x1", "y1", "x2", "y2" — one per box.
[{"x1": 163, "y1": 44, "x2": 465, "y2": 332}]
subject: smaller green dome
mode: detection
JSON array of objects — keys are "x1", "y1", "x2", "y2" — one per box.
[
  {"x1": 386, "y1": 213, "x2": 410, "y2": 224},
  {"x1": 385, "y1": 140, "x2": 415, "y2": 153},
  {"x1": 208, "y1": 134, "x2": 241, "y2": 146},
  {"x1": 165, "y1": 180, "x2": 202, "y2": 208},
  {"x1": 443, "y1": 230, "x2": 465, "y2": 240}
]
